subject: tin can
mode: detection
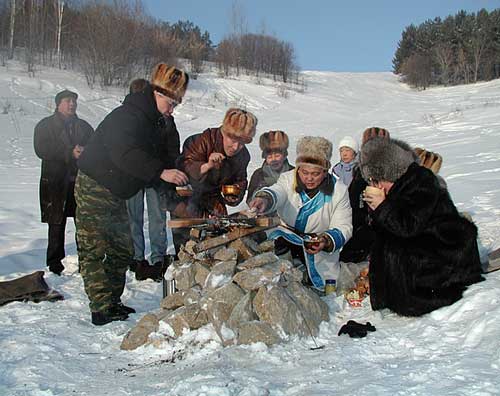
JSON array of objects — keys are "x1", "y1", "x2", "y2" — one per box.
[{"x1": 324, "y1": 279, "x2": 337, "y2": 295}]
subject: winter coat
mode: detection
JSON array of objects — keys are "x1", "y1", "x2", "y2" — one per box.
[
  {"x1": 77, "y1": 85, "x2": 176, "y2": 200},
  {"x1": 34, "y1": 112, "x2": 93, "y2": 224},
  {"x1": 175, "y1": 128, "x2": 250, "y2": 217},
  {"x1": 339, "y1": 166, "x2": 374, "y2": 263},
  {"x1": 246, "y1": 159, "x2": 294, "y2": 204},
  {"x1": 260, "y1": 170, "x2": 352, "y2": 288},
  {"x1": 332, "y1": 160, "x2": 356, "y2": 186},
  {"x1": 369, "y1": 163, "x2": 483, "y2": 317}
]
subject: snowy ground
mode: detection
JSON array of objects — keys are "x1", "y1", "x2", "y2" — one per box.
[{"x1": 0, "y1": 61, "x2": 499, "y2": 396}]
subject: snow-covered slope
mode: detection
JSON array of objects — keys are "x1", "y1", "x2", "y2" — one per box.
[{"x1": 0, "y1": 62, "x2": 499, "y2": 395}]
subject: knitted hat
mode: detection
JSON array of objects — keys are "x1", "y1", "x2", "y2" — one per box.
[
  {"x1": 150, "y1": 63, "x2": 189, "y2": 103},
  {"x1": 360, "y1": 138, "x2": 416, "y2": 183},
  {"x1": 221, "y1": 108, "x2": 257, "y2": 144},
  {"x1": 296, "y1": 136, "x2": 333, "y2": 170},
  {"x1": 414, "y1": 147, "x2": 443, "y2": 174},
  {"x1": 55, "y1": 90, "x2": 78, "y2": 106},
  {"x1": 338, "y1": 136, "x2": 359, "y2": 153},
  {"x1": 361, "y1": 127, "x2": 390, "y2": 145},
  {"x1": 260, "y1": 130, "x2": 289, "y2": 157}
]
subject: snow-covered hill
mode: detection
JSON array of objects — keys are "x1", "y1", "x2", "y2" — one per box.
[{"x1": 0, "y1": 62, "x2": 499, "y2": 395}]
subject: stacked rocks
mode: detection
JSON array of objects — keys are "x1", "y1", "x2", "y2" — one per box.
[{"x1": 121, "y1": 238, "x2": 329, "y2": 350}]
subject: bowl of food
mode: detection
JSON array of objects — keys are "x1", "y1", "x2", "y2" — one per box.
[
  {"x1": 345, "y1": 289, "x2": 364, "y2": 307},
  {"x1": 176, "y1": 185, "x2": 193, "y2": 197},
  {"x1": 303, "y1": 236, "x2": 321, "y2": 250},
  {"x1": 221, "y1": 184, "x2": 241, "y2": 199}
]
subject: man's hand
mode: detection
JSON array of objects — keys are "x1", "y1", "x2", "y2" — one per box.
[
  {"x1": 249, "y1": 197, "x2": 270, "y2": 214},
  {"x1": 160, "y1": 169, "x2": 189, "y2": 186},
  {"x1": 200, "y1": 152, "x2": 226, "y2": 174},
  {"x1": 72, "y1": 145, "x2": 84, "y2": 159},
  {"x1": 224, "y1": 195, "x2": 240, "y2": 204},
  {"x1": 363, "y1": 187, "x2": 386, "y2": 210},
  {"x1": 304, "y1": 235, "x2": 327, "y2": 255}
]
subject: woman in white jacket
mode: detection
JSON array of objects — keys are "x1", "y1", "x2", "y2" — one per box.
[{"x1": 249, "y1": 136, "x2": 352, "y2": 291}]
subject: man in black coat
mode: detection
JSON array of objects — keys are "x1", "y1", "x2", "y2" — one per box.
[
  {"x1": 75, "y1": 64, "x2": 189, "y2": 326},
  {"x1": 360, "y1": 137, "x2": 483, "y2": 317},
  {"x1": 34, "y1": 90, "x2": 93, "y2": 275}
]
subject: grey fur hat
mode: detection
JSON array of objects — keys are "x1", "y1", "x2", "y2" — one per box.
[
  {"x1": 296, "y1": 136, "x2": 333, "y2": 170},
  {"x1": 360, "y1": 137, "x2": 418, "y2": 182}
]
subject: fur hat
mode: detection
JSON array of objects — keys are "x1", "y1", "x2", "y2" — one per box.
[
  {"x1": 414, "y1": 147, "x2": 443, "y2": 174},
  {"x1": 360, "y1": 138, "x2": 417, "y2": 183},
  {"x1": 150, "y1": 63, "x2": 189, "y2": 103},
  {"x1": 296, "y1": 136, "x2": 333, "y2": 170},
  {"x1": 129, "y1": 78, "x2": 149, "y2": 94},
  {"x1": 221, "y1": 108, "x2": 257, "y2": 144},
  {"x1": 338, "y1": 136, "x2": 359, "y2": 153},
  {"x1": 55, "y1": 89, "x2": 77, "y2": 106},
  {"x1": 260, "y1": 130, "x2": 289, "y2": 157},
  {"x1": 362, "y1": 127, "x2": 390, "y2": 145}
]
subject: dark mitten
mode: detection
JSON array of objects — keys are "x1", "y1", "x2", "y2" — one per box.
[{"x1": 338, "y1": 320, "x2": 376, "y2": 338}]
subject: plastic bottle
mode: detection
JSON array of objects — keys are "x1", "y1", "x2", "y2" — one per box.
[{"x1": 325, "y1": 279, "x2": 337, "y2": 295}]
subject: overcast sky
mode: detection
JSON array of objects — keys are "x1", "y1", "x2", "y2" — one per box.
[{"x1": 143, "y1": 0, "x2": 499, "y2": 72}]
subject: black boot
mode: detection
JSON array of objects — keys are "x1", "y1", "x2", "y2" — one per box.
[
  {"x1": 91, "y1": 309, "x2": 129, "y2": 326},
  {"x1": 135, "y1": 260, "x2": 165, "y2": 282},
  {"x1": 113, "y1": 303, "x2": 136, "y2": 314},
  {"x1": 48, "y1": 261, "x2": 64, "y2": 276}
]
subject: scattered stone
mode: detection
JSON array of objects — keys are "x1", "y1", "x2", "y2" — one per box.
[
  {"x1": 228, "y1": 292, "x2": 257, "y2": 330},
  {"x1": 204, "y1": 260, "x2": 237, "y2": 290},
  {"x1": 237, "y1": 321, "x2": 281, "y2": 346},
  {"x1": 257, "y1": 240, "x2": 275, "y2": 253},
  {"x1": 229, "y1": 238, "x2": 257, "y2": 261},
  {"x1": 120, "y1": 314, "x2": 159, "y2": 351},
  {"x1": 214, "y1": 247, "x2": 238, "y2": 262},
  {"x1": 237, "y1": 252, "x2": 279, "y2": 270}
]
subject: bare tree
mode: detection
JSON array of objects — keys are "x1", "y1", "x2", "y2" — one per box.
[
  {"x1": 8, "y1": 0, "x2": 15, "y2": 59},
  {"x1": 433, "y1": 44, "x2": 454, "y2": 85},
  {"x1": 55, "y1": 0, "x2": 65, "y2": 69}
]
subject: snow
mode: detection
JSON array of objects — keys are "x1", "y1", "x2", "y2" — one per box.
[{"x1": 1, "y1": 61, "x2": 500, "y2": 395}]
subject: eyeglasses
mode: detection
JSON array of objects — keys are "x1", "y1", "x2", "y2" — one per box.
[{"x1": 155, "y1": 91, "x2": 179, "y2": 108}]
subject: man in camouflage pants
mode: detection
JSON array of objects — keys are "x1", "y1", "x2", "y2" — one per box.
[
  {"x1": 75, "y1": 64, "x2": 189, "y2": 325},
  {"x1": 75, "y1": 173, "x2": 132, "y2": 316}
]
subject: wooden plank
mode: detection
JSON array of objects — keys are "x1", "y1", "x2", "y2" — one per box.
[{"x1": 193, "y1": 217, "x2": 280, "y2": 253}]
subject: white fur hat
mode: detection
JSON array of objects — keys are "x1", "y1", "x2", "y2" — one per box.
[
  {"x1": 338, "y1": 136, "x2": 359, "y2": 153},
  {"x1": 296, "y1": 136, "x2": 333, "y2": 170}
]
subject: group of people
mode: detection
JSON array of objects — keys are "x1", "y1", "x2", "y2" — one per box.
[{"x1": 34, "y1": 62, "x2": 483, "y2": 326}]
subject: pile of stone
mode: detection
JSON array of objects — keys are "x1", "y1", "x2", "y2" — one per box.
[{"x1": 121, "y1": 237, "x2": 329, "y2": 350}]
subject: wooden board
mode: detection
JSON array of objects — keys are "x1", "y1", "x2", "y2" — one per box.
[
  {"x1": 168, "y1": 216, "x2": 278, "y2": 229},
  {"x1": 192, "y1": 217, "x2": 281, "y2": 253}
]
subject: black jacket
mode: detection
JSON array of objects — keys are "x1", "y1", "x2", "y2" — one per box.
[
  {"x1": 339, "y1": 166, "x2": 374, "y2": 262},
  {"x1": 34, "y1": 112, "x2": 93, "y2": 223},
  {"x1": 369, "y1": 163, "x2": 483, "y2": 316},
  {"x1": 78, "y1": 85, "x2": 178, "y2": 199},
  {"x1": 246, "y1": 159, "x2": 294, "y2": 204}
]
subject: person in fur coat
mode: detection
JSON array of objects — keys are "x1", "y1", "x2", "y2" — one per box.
[
  {"x1": 360, "y1": 137, "x2": 483, "y2": 316},
  {"x1": 246, "y1": 130, "x2": 294, "y2": 204},
  {"x1": 249, "y1": 136, "x2": 352, "y2": 291}
]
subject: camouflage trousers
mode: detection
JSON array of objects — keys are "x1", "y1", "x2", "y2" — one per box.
[{"x1": 74, "y1": 172, "x2": 133, "y2": 313}]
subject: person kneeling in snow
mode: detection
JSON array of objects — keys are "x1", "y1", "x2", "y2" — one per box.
[
  {"x1": 249, "y1": 136, "x2": 352, "y2": 291},
  {"x1": 360, "y1": 137, "x2": 483, "y2": 317}
]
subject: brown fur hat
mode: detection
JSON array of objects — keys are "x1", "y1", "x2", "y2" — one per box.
[
  {"x1": 260, "y1": 130, "x2": 289, "y2": 158},
  {"x1": 362, "y1": 127, "x2": 390, "y2": 145},
  {"x1": 150, "y1": 63, "x2": 189, "y2": 103},
  {"x1": 221, "y1": 108, "x2": 257, "y2": 144},
  {"x1": 414, "y1": 147, "x2": 443, "y2": 174},
  {"x1": 129, "y1": 78, "x2": 149, "y2": 94},
  {"x1": 296, "y1": 136, "x2": 333, "y2": 170}
]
